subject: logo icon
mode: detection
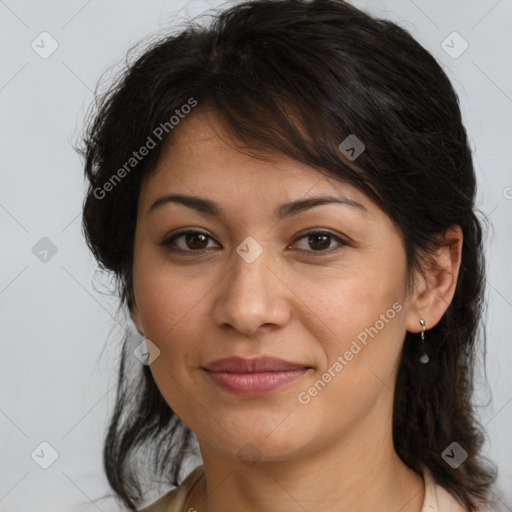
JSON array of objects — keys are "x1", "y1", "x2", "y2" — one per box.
[
  {"x1": 338, "y1": 134, "x2": 365, "y2": 161},
  {"x1": 31, "y1": 32, "x2": 59, "y2": 59},
  {"x1": 442, "y1": 442, "x2": 468, "y2": 468},
  {"x1": 236, "y1": 236, "x2": 263, "y2": 264},
  {"x1": 134, "y1": 338, "x2": 161, "y2": 365},
  {"x1": 32, "y1": 237, "x2": 58, "y2": 263},
  {"x1": 31, "y1": 441, "x2": 59, "y2": 469},
  {"x1": 237, "y1": 442, "x2": 263, "y2": 467},
  {"x1": 441, "y1": 32, "x2": 468, "y2": 59}
]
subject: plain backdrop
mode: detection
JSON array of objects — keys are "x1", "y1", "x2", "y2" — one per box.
[{"x1": 1, "y1": 0, "x2": 511, "y2": 510}]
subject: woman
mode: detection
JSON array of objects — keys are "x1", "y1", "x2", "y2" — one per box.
[{"x1": 79, "y1": 0, "x2": 499, "y2": 510}]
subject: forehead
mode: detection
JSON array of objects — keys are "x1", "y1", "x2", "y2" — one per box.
[{"x1": 140, "y1": 107, "x2": 371, "y2": 211}]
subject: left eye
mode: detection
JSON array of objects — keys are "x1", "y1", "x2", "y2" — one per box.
[{"x1": 292, "y1": 231, "x2": 347, "y2": 253}]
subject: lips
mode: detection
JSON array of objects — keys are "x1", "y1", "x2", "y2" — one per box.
[
  {"x1": 203, "y1": 356, "x2": 312, "y2": 396},
  {"x1": 204, "y1": 356, "x2": 310, "y2": 373}
]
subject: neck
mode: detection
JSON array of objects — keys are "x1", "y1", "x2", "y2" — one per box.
[{"x1": 184, "y1": 406, "x2": 425, "y2": 512}]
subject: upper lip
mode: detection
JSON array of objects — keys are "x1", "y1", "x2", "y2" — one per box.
[{"x1": 204, "y1": 356, "x2": 310, "y2": 373}]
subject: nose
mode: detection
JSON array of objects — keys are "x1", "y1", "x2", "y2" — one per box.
[{"x1": 212, "y1": 242, "x2": 291, "y2": 337}]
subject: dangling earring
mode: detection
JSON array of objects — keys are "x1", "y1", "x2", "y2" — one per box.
[{"x1": 419, "y1": 318, "x2": 429, "y2": 364}]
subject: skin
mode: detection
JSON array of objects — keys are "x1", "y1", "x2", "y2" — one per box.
[{"x1": 130, "y1": 107, "x2": 463, "y2": 512}]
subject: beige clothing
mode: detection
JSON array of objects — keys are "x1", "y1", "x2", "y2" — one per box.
[{"x1": 140, "y1": 464, "x2": 487, "y2": 512}]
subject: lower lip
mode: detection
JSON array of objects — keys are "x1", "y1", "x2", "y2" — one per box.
[{"x1": 205, "y1": 369, "x2": 310, "y2": 396}]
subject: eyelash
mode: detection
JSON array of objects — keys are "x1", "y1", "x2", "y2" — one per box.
[{"x1": 161, "y1": 229, "x2": 349, "y2": 257}]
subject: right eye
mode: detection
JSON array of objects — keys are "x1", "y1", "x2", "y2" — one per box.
[{"x1": 161, "y1": 229, "x2": 221, "y2": 253}]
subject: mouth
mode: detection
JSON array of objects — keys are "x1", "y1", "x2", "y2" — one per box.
[{"x1": 202, "y1": 356, "x2": 313, "y2": 396}]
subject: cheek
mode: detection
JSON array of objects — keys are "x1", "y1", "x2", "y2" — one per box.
[
  {"x1": 131, "y1": 252, "x2": 219, "y2": 408},
  {"x1": 290, "y1": 259, "x2": 408, "y2": 404},
  {"x1": 290, "y1": 259, "x2": 406, "y2": 344},
  {"x1": 134, "y1": 272, "x2": 209, "y2": 424},
  {"x1": 292, "y1": 295, "x2": 406, "y2": 445},
  {"x1": 132, "y1": 248, "x2": 212, "y2": 341}
]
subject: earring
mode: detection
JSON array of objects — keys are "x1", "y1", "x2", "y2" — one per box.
[{"x1": 419, "y1": 318, "x2": 429, "y2": 364}]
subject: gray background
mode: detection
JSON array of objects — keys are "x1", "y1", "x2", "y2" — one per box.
[{"x1": 1, "y1": 0, "x2": 511, "y2": 510}]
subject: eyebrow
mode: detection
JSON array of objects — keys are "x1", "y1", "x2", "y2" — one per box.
[{"x1": 148, "y1": 193, "x2": 368, "y2": 220}]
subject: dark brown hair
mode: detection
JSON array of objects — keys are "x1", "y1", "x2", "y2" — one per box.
[{"x1": 78, "y1": 0, "x2": 499, "y2": 509}]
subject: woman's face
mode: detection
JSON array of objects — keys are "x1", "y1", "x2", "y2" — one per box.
[{"x1": 131, "y1": 108, "x2": 419, "y2": 463}]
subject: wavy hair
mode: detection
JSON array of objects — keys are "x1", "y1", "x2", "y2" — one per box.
[{"x1": 77, "y1": 0, "x2": 498, "y2": 509}]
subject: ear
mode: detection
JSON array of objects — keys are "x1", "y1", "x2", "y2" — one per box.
[
  {"x1": 405, "y1": 225, "x2": 463, "y2": 334},
  {"x1": 128, "y1": 289, "x2": 144, "y2": 336}
]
